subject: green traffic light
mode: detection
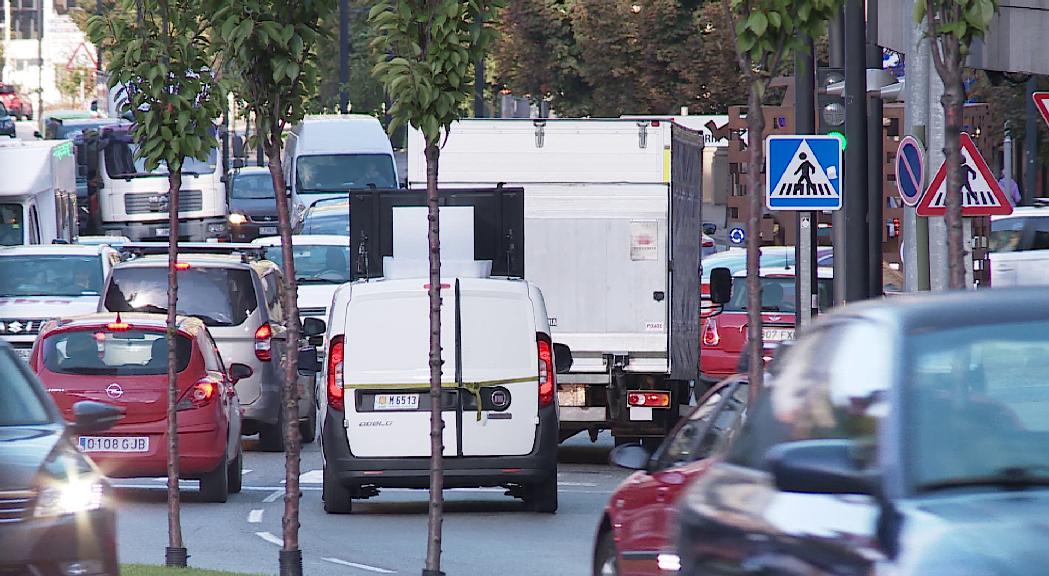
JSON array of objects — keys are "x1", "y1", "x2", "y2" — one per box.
[{"x1": 829, "y1": 130, "x2": 847, "y2": 150}]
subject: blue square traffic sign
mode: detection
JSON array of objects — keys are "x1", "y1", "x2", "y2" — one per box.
[{"x1": 765, "y1": 135, "x2": 843, "y2": 211}]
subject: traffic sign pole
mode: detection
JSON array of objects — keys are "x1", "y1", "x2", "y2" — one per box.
[{"x1": 795, "y1": 36, "x2": 817, "y2": 329}]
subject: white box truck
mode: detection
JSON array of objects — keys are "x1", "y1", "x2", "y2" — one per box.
[
  {"x1": 0, "y1": 140, "x2": 78, "y2": 246},
  {"x1": 406, "y1": 119, "x2": 704, "y2": 444}
]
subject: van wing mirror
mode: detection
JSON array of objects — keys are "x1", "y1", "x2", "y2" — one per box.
[
  {"x1": 709, "y1": 267, "x2": 732, "y2": 305},
  {"x1": 553, "y1": 343, "x2": 573, "y2": 374},
  {"x1": 302, "y1": 317, "x2": 326, "y2": 337},
  {"x1": 703, "y1": 223, "x2": 717, "y2": 236},
  {"x1": 228, "y1": 363, "x2": 253, "y2": 383},
  {"x1": 297, "y1": 346, "x2": 321, "y2": 373}
]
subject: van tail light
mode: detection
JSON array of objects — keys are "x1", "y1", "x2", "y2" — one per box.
[
  {"x1": 703, "y1": 238, "x2": 714, "y2": 248},
  {"x1": 255, "y1": 323, "x2": 273, "y2": 361},
  {"x1": 327, "y1": 336, "x2": 345, "y2": 411},
  {"x1": 627, "y1": 391, "x2": 671, "y2": 408},
  {"x1": 177, "y1": 379, "x2": 217, "y2": 411},
  {"x1": 537, "y1": 334, "x2": 555, "y2": 408},
  {"x1": 702, "y1": 317, "x2": 720, "y2": 347}
]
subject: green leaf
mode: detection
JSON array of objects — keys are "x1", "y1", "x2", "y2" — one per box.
[{"x1": 748, "y1": 12, "x2": 768, "y2": 36}]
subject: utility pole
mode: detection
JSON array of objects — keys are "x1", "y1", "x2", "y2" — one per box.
[
  {"x1": 829, "y1": 7, "x2": 846, "y2": 305},
  {"x1": 3, "y1": 0, "x2": 11, "y2": 82},
  {"x1": 338, "y1": 0, "x2": 349, "y2": 114},
  {"x1": 844, "y1": 0, "x2": 869, "y2": 302},
  {"x1": 903, "y1": 14, "x2": 930, "y2": 292},
  {"x1": 1025, "y1": 76, "x2": 1038, "y2": 206},
  {"x1": 866, "y1": 0, "x2": 883, "y2": 297},
  {"x1": 795, "y1": 36, "x2": 818, "y2": 328}
]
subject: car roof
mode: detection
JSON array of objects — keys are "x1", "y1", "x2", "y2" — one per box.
[
  {"x1": 252, "y1": 234, "x2": 351, "y2": 247},
  {"x1": 48, "y1": 312, "x2": 204, "y2": 336},
  {"x1": 0, "y1": 244, "x2": 110, "y2": 257},
  {"x1": 234, "y1": 166, "x2": 271, "y2": 176},
  {"x1": 992, "y1": 205, "x2": 1049, "y2": 220},
  {"x1": 732, "y1": 266, "x2": 834, "y2": 278},
  {"x1": 116, "y1": 254, "x2": 254, "y2": 269},
  {"x1": 306, "y1": 197, "x2": 349, "y2": 211}
]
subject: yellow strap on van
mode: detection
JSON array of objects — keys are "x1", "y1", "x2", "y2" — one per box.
[{"x1": 344, "y1": 376, "x2": 539, "y2": 421}]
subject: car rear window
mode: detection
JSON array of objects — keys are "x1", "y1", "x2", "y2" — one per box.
[
  {"x1": 41, "y1": 329, "x2": 192, "y2": 376},
  {"x1": 104, "y1": 266, "x2": 259, "y2": 326}
]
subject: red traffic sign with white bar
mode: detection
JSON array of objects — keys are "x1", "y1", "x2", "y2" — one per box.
[{"x1": 917, "y1": 133, "x2": 1012, "y2": 217}]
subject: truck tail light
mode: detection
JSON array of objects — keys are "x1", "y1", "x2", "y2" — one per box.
[
  {"x1": 627, "y1": 391, "x2": 671, "y2": 408},
  {"x1": 177, "y1": 379, "x2": 217, "y2": 411},
  {"x1": 702, "y1": 317, "x2": 720, "y2": 347},
  {"x1": 327, "y1": 336, "x2": 345, "y2": 411},
  {"x1": 537, "y1": 335, "x2": 555, "y2": 408},
  {"x1": 255, "y1": 323, "x2": 272, "y2": 361}
]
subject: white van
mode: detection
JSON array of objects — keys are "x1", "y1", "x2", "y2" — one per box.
[
  {"x1": 989, "y1": 205, "x2": 1049, "y2": 286},
  {"x1": 283, "y1": 115, "x2": 399, "y2": 222},
  {"x1": 0, "y1": 140, "x2": 78, "y2": 245}
]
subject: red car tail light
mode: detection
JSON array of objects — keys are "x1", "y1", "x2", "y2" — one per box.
[
  {"x1": 175, "y1": 262, "x2": 191, "y2": 271},
  {"x1": 177, "y1": 379, "x2": 217, "y2": 411},
  {"x1": 537, "y1": 335, "x2": 555, "y2": 408},
  {"x1": 702, "y1": 317, "x2": 720, "y2": 347},
  {"x1": 327, "y1": 336, "x2": 345, "y2": 411},
  {"x1": 255, "y1": 323, "x2": 273, "y2": 361},
  {"x1": 627, "y1": 391, "x2": 671, "y2": 408}
]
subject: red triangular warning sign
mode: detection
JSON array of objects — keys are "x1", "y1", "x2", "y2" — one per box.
[
  {"x1": 917, "y1": 133, "x2": 1013, "y2": 217},
  {"x1": 1034, "y1": 92, "x2": 1049, "y2": 130}
]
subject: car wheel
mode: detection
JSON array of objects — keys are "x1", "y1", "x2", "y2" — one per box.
[
  {"x1": 199, "y1": 459, "x2": 230, "y2": 503},
  {"x1": 227, "y1": 449, "x2": 243, "y2": 494},
  {"x1": 322, "y1": 463, "x2": 352, "y2": 514},
  {"x1": 593, "y1": 530, "x2": 619, "y2": 576},
  {"x1": 525, "y1": 472, "x2": 558, "y2": 513},
  {"x1": 300, "y1": 410, "x2": 317, "y2": 444},
  {"x1": 259, "y1": 408, "x2": 286, "y2": 452}
]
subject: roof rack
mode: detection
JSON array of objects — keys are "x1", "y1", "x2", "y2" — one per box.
[{"x1": 118, "y1": 242, "x2": 267, "y2": 263}]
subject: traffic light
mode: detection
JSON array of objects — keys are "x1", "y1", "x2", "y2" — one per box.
[{"x1": 817, "y1": 67, "x2": 846, "y2": 149}]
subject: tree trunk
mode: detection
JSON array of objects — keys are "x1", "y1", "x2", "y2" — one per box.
[
  {"x1": 942, "y1": 62, "x2": 967, "y2": 290},
  {"x1": 745, "y1": 81, "x2": 766, "y2": 397},
  {"x1": 264, "y1": 118, "x2": 304, "y2": 576},
  {"x1": 164, "y1": 170, "x2": 185, "y2": 566},
  {"x1": 423, "y1": 140, "x2": 445, "y2": 576}
]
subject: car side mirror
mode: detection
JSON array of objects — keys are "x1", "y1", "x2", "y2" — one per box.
[
  {"x1": 709, "y1": 267, "x2": 732, "y2": 305},
  {"x1": 232, "y1": 158, "x2": 245, "y2": 169},
  {"x1": 228, "y1": 362, "x2": 253, "y2": 383},
  {"x1": 767, "y1": 440, "x2": 877, "y2": 496},
  {"x1": 703, "y1": 223, "x2": 717, "y2": 235},
  {"x1": 553, "y1": 343, "x2": 573, "y2": 374},
  {"x1": 609, "y1": 443, "x2": 652, "y2": 471},
  {"x1": 71, "y1": 401, "x2": 124, "y2": 434},
  {"x1": 297, "y1": 346, "x2": 321, "y2": 373},
  {"x1": 302, "y1": 317, "x2": 326, "y2": 338},
  {"x1": 33, "y1": 130, "x2": 42, "y2": 139}
]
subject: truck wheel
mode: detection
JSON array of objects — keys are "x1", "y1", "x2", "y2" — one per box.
[
  {"x1": 593, "y1": 530, "x2": 619, "y2": 576},
  {"x1": 259, "y1": 409, "x2": 286, "y2": 452},
  {"x1": 300, "y1": 410, "x2": 317, "y2": 444},
  {"x1": 199, "y1": 459, "x2": 230, "y2": 503},
  {"x1": 322, "y1": 464, "x2": 353, "y2": 514},
  {"x1": 526, "y1": 473, "x2": 558, "y2": 513},
  {"x1": 227, "y1": 449, "x2": 243, "y2": 494}
]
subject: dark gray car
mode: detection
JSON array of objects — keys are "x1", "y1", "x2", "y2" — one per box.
[{"x1": 676, "y1": 287, "x2": 1049, "y2": 576}]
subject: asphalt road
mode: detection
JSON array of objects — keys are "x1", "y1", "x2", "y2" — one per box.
[{"x1": 111, "y1": 430, "x2": 628, "y2": 576}]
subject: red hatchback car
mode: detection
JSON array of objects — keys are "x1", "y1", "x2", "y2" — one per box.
[
  {"x1": 30, "y1": 313, "x2": 249, "y2": 502},
  {"x1": 593, "y1": 376, "x2": 749, "y2": 576}
]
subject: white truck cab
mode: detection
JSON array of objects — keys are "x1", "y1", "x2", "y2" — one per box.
[
  {"x1": 0, "y1": 243, "x2": 120, "y2": 362},
  {"x1": 0, "y1": 140, "x2": 79, "y2": 246}
]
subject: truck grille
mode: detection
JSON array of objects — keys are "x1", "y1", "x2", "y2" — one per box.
[
  {"x1": 0, "y1": 491, "x2": 35, "y2": 524},
  {"x1": 249, "y1": 214, "x2": 278, "y2": 223},
  {"x1": 0, "y1": 319, "x2": 44, "y2": 336},
  {"x1": 124, "y1": 190, "x2": 203, "y2": 214}
]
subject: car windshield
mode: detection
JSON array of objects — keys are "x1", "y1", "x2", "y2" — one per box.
[
  {"x1": 296, "y1": 154, "x2": 396, "y2": 192},
  {"x1": 42, "y1": 329, "x2": 192, "y2": 376},
  {"x1": 104, "y1": 266, "x2": 258, "y2": 326},
  {"x1": 301, "y1": 202, "x2": 350, "y2": 236},
  {"x1": 262, "y1": 244, "x2": 351, "y2": 284},
  {"x1": 232, "y1": 173, "x2": 276, "y2": 200},
  {"x1": 105, "y1": 140, "x2": 217, "y2": 178},
  {"x1": 0, "y1": 204, "x2": 23, "y2": 246},
  {"x1": 989, "y1": 217, "x2": 1025, "y2": 253},
  {"x1": 909, "y1": 320, "x2": 1049, "y2": 492},
  {"x1": 724, "y1": 277, "x2": 833, "y2": 313},
  {"x1": 0, "y1": 349, "x2": 51, "y2": 426},
  {"x1": 0, "y1": 256, "x2": 103, "y2": 297}
]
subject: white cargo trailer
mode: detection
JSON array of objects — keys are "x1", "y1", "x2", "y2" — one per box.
[{"x1": 406, "y1": 118, "x2": 704, "y2": 444}]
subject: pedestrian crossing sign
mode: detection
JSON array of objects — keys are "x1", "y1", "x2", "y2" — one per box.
[
  {"x1": 917, "y1": 133, "x2": 1013, "y2": 217},
  {"x1": 765, "y1": 135, "x2": 843, "y2": 211}
]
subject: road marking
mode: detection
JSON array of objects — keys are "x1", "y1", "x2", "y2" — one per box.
[
  {"x1": 300, "y1": 469, "x2": 323, "y2": 484},
  {"x1": 248, "y1": 509, "x2": 264, "y2": 524},
  {"x1": 255, "y1": 531, "x2": 283, "y2": 546},
  {"x1": 558, "y1": 482, "x2": 598, "y2": 487},
  {"x1": 322, "y1": 557, "x2": 396, "y2": 574},
  {"x1": 263, "y1": 490, "x2": 283, "y2": 503}
]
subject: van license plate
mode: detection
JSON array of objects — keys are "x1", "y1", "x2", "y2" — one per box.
[
  {"x1": 260, "y1": 226, "x2": 277, "y2": 235},
  {"x1": 375, "y1": 394, "x2": 419, "y2": 410},
  {"x1": 155, "y1": 228, "x2": 169, "y2": 237},
  {"x1": 79, "y1": 436, "x2": 149, "y2": 453}
]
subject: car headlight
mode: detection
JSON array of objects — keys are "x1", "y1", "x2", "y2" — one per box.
[
  {"x1": 207, "y1": 222, "x2": 228, "y2": 235},
  {"x1": 228, "y1": 213, "x2": 247, "y2": 226},
  {"x1": 34, "y1": 478, "x2": 105, "y2": 518}
]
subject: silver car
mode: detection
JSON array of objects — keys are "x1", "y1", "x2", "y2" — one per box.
[{"x1": 100, "y1": 247, "x2": 321, "y2": 450}]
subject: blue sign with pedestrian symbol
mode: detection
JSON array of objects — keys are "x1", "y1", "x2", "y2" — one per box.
[
  {"x1": 728, "y1": 227, "x2": 745, "y2": 245},
  {"x1": 895, "y1": 135, "x2": 924, "y2": 207},
  {"x1": 765, "y1": 135, "x2": 843, "y2": 211}
]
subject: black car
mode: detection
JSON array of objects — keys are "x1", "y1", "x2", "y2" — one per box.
[
  {"x1": 0, "y1": 341, "x2": 121, "y2": 575},
  {"x1": 0, "y1": 102, "x2": 14, "y2": 139},
  {"x1": 228, "y1": 167, "x2": 280, "y2": 242},
  {"x1": 676, "y1": 287, "x2": 1049, "y2": 576}
]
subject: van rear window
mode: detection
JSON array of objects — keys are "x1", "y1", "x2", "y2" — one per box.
[
  {"x1": 104, "y1": 267, "x2": 258, "y2": 326},
  {"x1": 42, "y1": 329, "x2": 192, "y2": 375}
]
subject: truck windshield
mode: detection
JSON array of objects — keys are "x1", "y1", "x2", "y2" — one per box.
[
  {"x1": 105, "y1": 140, "x2": 217, "y2": 178},
  {"x1": 0, "y1": 204, "x2": 24, "y2": 246},
  {"x1": 296, "y1": 154, "x2": 396, "y2": 192},
  {"x1": 0, "y1": 256, "x2": 103, "y2": 297},
  {"x1": 104, "y1": 266, "x2": 258, "y2": 327}
]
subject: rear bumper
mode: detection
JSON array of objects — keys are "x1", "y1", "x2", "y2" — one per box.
[
  {"x1": 0, "y1": 506, "x2": 118, "y2": 575},
  {"x1": 321, "y1": 405, "x2": 559, "y2": 489},
  {"x1": 85, "y1": 424, "x2": 227, "y2": 478}
]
